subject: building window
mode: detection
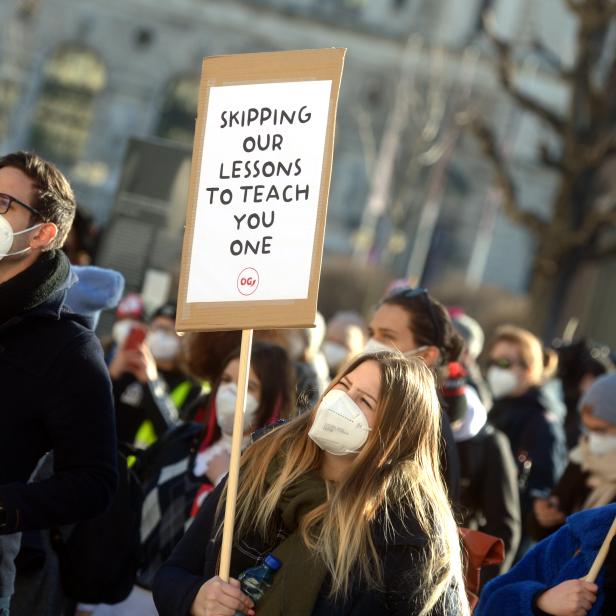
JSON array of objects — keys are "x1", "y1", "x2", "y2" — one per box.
[
  {"x1": 0, "y1": 79, "x2": 21, "y2": 142},
  {"x1": 156, "y1": 75, "x2": 200, "y2": 146},
  {"x1": 30, "y1": 44, "x2": 106, "y2": 164}
]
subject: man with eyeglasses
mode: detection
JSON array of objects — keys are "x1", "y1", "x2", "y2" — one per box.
[{"x1": 0, "y1": 152, "x2": 117, "y2": 614}]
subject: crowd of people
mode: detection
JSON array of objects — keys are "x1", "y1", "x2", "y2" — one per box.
[{"x1": 1, "y1": 149, "x2": 616, "y2": 616}]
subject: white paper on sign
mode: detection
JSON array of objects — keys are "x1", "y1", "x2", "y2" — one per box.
[{"x1": 186, "y1": 80, "x2": 332, "y2": 303}]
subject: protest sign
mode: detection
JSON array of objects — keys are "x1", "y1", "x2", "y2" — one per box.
[
  {"x1": 175, "y1": 48, "x2": 345, "y2": 584},
  {"x1": 176, "y1": 48, "x2": 345, "y2": 331}
]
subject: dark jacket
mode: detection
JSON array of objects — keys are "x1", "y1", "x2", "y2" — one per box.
[
  {"x1": 528, "y1": 459, "x2": 616, "y2": 542},
  {"x1": 0, "y1": 268, "x2": 117, "y2": 534},
  {"x1": 112, "y1": 369, "x2": 201, "y2": 444},
  {"x1": 153, "y1": 480, "x2": 458, "y2": 616},
  {"x1": 457, "y1": 424, "x2": 521, "y2": 582},
  {"x1": 489, "y1": 388, "x2": 567, "y2": 518},
  {"x1": 441, "y1": 409, "x2": 461, "y2": 505}
]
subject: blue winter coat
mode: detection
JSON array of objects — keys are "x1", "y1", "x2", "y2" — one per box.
[{"x1": 476, "y1": 503, "x2": 616, "y2": 615}]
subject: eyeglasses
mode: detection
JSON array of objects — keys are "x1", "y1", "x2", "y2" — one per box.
[
  {"x1": 389, "y1": 287, "x2": 443, "y2": 350},
  {"x1": 487, "y1": 357, "x2": 527, "y2": 370},
  {"x1": 0, "y1": 192, "x2": 42, "y2": 219}
]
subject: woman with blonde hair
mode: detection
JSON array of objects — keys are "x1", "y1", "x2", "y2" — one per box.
[
  {"x1": 486, "y1": 325, "x2": 567, "y2": 560},
  {"x1": 153, "y1": 352, "x2": 469, "y2": 616}
]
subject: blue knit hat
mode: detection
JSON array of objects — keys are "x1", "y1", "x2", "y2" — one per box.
[
  {"x1": 579, "y1": 372, "x2": 616, "y2": 425},
  {"x1": 66, "y1": 266, "x2": 125, "y2": 329}
]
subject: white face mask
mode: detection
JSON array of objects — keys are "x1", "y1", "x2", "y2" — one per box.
[
  {"x1": 308, "y1": 389, "x2": 371, "y2": 456},
  {"x1": 362, "y1": 338, "x2": 392, "y2": 355},
  {"x1": 587, "y1": 432, "x2": 616, "y2": 456},
  {"x1": 146, "y1": 330, "x2": 181, "y2": 362},
  {"x1": 112, "y1": 319, "x2": 135, "y2": 346},
  {"x1": 0, "y1": 215, "x2": 42, "y2": 260},
  {"x1": 486, "y1": 366, "x2": 520, "y2": 399},
  {"x1": 363, "y1": 337, "x2": 428, "y2": 360},
  {"x1": 215, "y1": 382, "x2": 260, "y2": 436},
  {"x1": 321, "y1": 341, "x2": 349, "y2": 371}
]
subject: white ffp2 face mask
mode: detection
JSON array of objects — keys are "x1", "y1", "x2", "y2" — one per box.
[
  {"x1": 215, "y1": 382, "x2": 259, "y2": 436},
  {"x1": 587, "y1": 432, "x2": 616, "y2": 456},
  {"x1": 362, "y1": 338, "x2": 392, "y2": 355},
  {"x1": 486, "y1": 366, "x2": 520, "y2": 399},
  {"x1": 322, "y1": 341, "x2": 349, "y2": 371},
  {"x1": 363, "y1": 337, "x2": 428, "y2": 360},
  {"x1": 146, "y1": 330, "x2": 181, "y2": 362},
  {"x1": 308, "y1": 389, "x2": 371, "y2": 456},
  {"x1": 0, "y1": 215, "x2": 42, "y2": 260}
]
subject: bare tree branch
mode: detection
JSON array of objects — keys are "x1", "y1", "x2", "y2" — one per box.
[
  {"x1": 570, "y1": 11, "x2": 606, "y2": 127},
  {"x1": 588, "y1": 239, "x2": 616, "y2": 260},
  {"x1": 483, "y1": 12, "x2": 566, "y2": 135},
  {"x1": 530, "y1": 38, "x2": 573, "y2": 79},
  {"x1": 566, "y1": 0, "x2": 616, "y2": 23},
  {"x1": 564, "y1": 199, "x2": 616, "y2": 249},
  {"x1": 539, "y1": 143, "x2": 568, "y2": 174},
  {"x1": 582, "y1": 133, "x2": 616, "y2": 169},
  {"x1": 464, "y1": 116, "x2": 548, "y2": 235}
]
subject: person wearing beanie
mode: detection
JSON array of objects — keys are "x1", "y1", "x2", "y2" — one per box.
[
  {"x1": 557, "y1": 339, "x2": 615, "y2": 449},
  {"x1": 529, "y1": 373, "x2": 616, "y2": 542},
  {"x1": 106, "y1": 292, "x2": 144, "y2": 347},
  {"x1": 108, "y1": 302, "x2": 202, "y2": 446},
  {"x1": 451, "y1": 312, "x2": 492, "y2": 409},
  {"x1": 65, "y1": 266, "x2": 125, "y2": 330}
]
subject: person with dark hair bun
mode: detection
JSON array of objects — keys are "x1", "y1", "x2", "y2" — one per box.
[
  {"x1": 366, "y1": 287, "x2": 462, "y2": 501},
  {"x1": 369, "y1": 287, "x2": 464, "y2": 365}
]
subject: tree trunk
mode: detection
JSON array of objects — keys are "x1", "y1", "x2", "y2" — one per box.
[{"x1": 529, "y1": 242, "x2": 587, "y2": 341}]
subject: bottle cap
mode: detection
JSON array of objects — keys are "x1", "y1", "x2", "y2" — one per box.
[{"x1": 264, "y1": 554, "x2": 282, "y2": 571}]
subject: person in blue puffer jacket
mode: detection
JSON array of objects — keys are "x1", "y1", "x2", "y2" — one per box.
[{"x1": 476, "y1": 503, "x2": 616, "y2": 616}]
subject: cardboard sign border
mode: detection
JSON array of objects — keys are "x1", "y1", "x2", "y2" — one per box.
[{"x1": 176, "y1": 48, "x2": 346, "y2": 332}]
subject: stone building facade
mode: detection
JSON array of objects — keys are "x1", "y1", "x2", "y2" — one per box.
[{"x1": 4, "y1": 0, "x2": 612, "y2": 345}]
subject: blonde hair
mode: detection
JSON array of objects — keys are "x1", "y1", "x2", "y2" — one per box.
[
  {"x1": 219, "y1": 352, "x2": 468, "y2": 615},
  {"x1": 488, "y1": 325, "x2": 557, "y2": 385}
]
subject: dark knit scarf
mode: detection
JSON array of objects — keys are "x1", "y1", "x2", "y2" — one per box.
[
  {"x1": 256, "y1": 463, "x2": 329, "y2": 616},
  {"x1": 0, "y1": 250, "x2": 70, "y2": 325}
]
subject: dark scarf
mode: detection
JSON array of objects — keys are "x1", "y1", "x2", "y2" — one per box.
[
  {"x1": 0, "y1": 250, "x2": 70, "y2": 325},
  {"x1": 256, "y1": 464, "x2": 329, "y2": 616}
]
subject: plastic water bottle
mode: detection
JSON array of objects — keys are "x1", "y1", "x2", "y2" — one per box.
[{"x1": 234, "y1": 554, "x2": 282, "y2": 614}]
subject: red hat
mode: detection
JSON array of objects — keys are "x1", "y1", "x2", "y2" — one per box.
[{"x1": 116, "y1": 293, "x2": 144, "y2": 320}]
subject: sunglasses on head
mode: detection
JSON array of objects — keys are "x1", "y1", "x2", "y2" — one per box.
[{"x1": 389, "y1": 287, "x2": 443, "y2": 350}]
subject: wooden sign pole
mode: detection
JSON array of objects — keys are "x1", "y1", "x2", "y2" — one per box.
[
  {"x1": 585, "y1": 515, "x2": 616, "y2": 583},
  {"x1": 175, "y1": 48, "x2": 346, "y2": 584},
  {"x1": 218, "y1": 328, "x2": 254, "y2": 581}
]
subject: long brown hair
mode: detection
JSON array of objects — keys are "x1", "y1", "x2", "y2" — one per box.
[{"x1": 221, "y1": 351, "x2": 468, "y2": 614}]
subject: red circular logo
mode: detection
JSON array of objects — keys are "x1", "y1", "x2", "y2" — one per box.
[{"x1": 237, "y1": 268, "x2": 259, "y2": 296}]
